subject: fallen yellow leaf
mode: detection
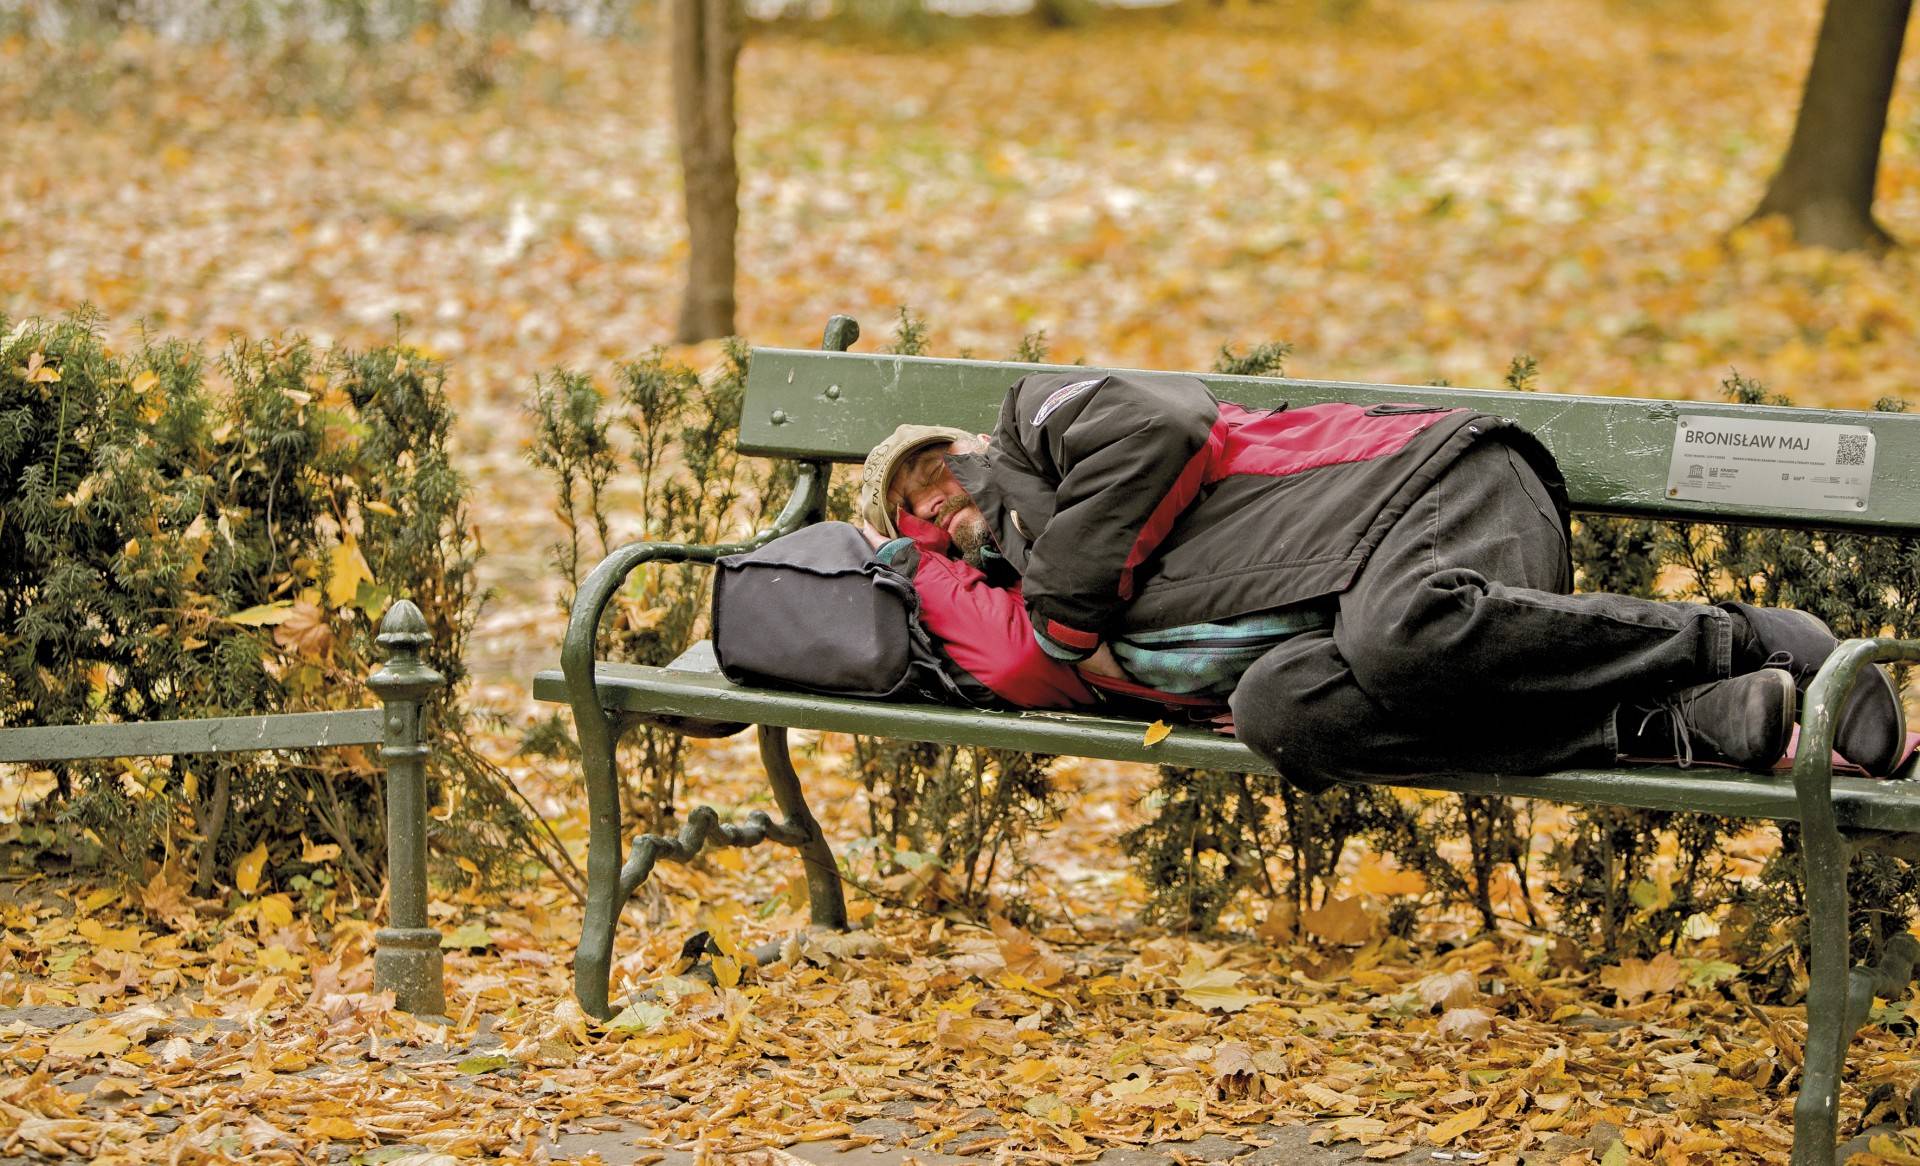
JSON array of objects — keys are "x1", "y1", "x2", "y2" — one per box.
[
  {"x1": 234, "y1": 842, "x2": 268, "y2": 895},
  {"x1": 300, "y1": 837, "x2": 342, "y2": 863},
  {"x1": 1428, "y1": 1105, "x2": 1486, "y2": 1145},
  {"x1": 255, "y1": 894, "x2": 293, "y2": 928},
  {"x1": 1175, "y1": 958, "x2": 1262, "y2": 1013},
  {"x1": 305, "y1": 1115, "x2": 367, "y2": 1141},
  {"x1": 1142, "y1": 720, "x2": 1171, "y2": 746},
  {"x1": 48, "y1": 1023, "x2": 130, "y2": 1060}
]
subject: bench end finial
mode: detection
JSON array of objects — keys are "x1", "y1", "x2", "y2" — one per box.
[{"x1": 822, "y1": 315, "x2": 860, "y2": 353}]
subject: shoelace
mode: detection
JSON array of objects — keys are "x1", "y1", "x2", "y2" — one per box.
[{"x1": 1634, "y1": 700, "x2": 1695, "y2": 769}]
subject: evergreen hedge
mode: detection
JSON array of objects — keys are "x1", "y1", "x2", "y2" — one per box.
[{"x1": 0, "y1": 310, "x2": 572, "y2": 899}]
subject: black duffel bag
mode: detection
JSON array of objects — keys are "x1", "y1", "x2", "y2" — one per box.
[{"x1": 711, "y1": 522, "x2": 987, "y2": 706}]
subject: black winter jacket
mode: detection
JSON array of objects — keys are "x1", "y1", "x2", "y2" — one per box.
[{"x1": 945, "y1": 371, "x2": 1568, "y2": 659}]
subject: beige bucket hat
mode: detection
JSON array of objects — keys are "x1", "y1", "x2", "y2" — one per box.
[{"x1": 858, "y1": 423, "x2": 976, "y2": 539}]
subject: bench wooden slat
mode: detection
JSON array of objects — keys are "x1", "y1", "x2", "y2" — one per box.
[
  {"x1": 532, "y1": 659, "x2": 1920, "y2": 833},
  {"x1": 0, "y1": 709, "x2": 387, "y2": 764},
  {"x1": 739, "y1": 348, "x2": 1920, "y2": 536}
]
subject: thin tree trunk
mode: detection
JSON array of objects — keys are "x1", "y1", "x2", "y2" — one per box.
[
  {"x1": 193, "y1": 766, "x2": 233, "y2": 896},
  {"x1": 1750, "y1": 0, "x2": 1911, "y2": 252},
  {"x1": 671, "y1": 0, "x2": 742, "y2": 342}
]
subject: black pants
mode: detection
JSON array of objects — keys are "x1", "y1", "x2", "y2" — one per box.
[{"x1": 1229, "y1": 440, "x2": 1736, "y2": 785}]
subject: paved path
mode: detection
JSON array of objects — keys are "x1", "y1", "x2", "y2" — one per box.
[
  {"x1": 542, "y1": 1105, "x2": 1636, "y2": 1164},
  {"x1": 7, "y1": 1004, "x2": 1837, "y2": 1165}
]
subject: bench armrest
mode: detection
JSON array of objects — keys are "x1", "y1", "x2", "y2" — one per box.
[{"x1": 559, "y1": 460, "x2": 829, "y2": 720}]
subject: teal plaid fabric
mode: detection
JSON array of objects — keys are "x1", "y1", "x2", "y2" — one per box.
[{"x1": 1113, "y1": 604, "x2": 1335, "y2": 698}]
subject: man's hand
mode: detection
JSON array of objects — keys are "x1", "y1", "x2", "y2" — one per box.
[
  {"x1": 1075, "y1": 642, "x2": 1127, "y2": 680},
  {"x1": 857, "y1": 522, "x2": 888, "y2": 550}
]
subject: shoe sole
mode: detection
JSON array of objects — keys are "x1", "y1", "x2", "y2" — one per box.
[
  {"x1": 1833, "y1": 664, "x2": 1908, "y2": 776},
  {"x1": 1758, "y1": 608, "x2": 1907, "y2": 776}
]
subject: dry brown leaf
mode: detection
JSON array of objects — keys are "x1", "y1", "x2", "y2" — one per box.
[
  {"x1": 1436, "y1": 1006, "x2": 1495, "y2": 1042},
  {"x1": 1301, "y1": 895, "x2": 1373, "y2": 946},
  {"x1": 1210, "y1": 1040, "x2": 1258, "y2": 1099},
  {"x1": 1600, "y1": 951, "x2": 1688, "y2": 1004},
  {"x1": 1318, "y1": 1115, "x2": 1387, "y2": 1143},
  {"x1": 991, "y1": 916, "x2": 1069, "y2": 987},
  {"x1": 1417, "y1": 969, "x2": 1479, "y2": 1011}
]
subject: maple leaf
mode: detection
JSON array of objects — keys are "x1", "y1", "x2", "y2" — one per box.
[
  {"x1": 273, "y1": 599, "x2": 335, "y2": 661},
  {"x1": 137, "y1": 860, "x2": 198, "y2": 933},
  {"x1": 1353, "y1": 855, "x2": 1428, "y2": 898}
]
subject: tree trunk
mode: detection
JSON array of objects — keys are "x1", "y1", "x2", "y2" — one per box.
[
  {"x1": 1750, "y1": 0, "x2": 1911, "y2": 252},
  {"x1": 670, "y1": 0, "x2": 742, "y2": 343}
]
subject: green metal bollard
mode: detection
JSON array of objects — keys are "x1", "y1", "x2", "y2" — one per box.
[{"x1": 368, "y1": 600, "x2": 448, "y2": 1017}]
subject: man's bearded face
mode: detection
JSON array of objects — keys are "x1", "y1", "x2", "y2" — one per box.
[{"x1": 891, "y1": 443, "x2": 992, "y2": 568}]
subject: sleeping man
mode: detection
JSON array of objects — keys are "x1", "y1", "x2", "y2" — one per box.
[{"x1": 853, "y1": 372, "x2": 1909, "y2": 788}]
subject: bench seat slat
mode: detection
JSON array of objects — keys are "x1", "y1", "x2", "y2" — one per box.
[
  {"x1": 533, "y1": 659, "x2": 1920, "y2": 833},
  {"x1": 739, "y1": 349, "x2": 1920, "y2": 537}
]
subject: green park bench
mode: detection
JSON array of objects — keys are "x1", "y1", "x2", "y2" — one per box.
[
  {"x1": 0, "y1": 602, "x2": 450, "y2": 1017},
  {"x1": 536, "y1": 315, "x2": 1920, "y2": 1166}
]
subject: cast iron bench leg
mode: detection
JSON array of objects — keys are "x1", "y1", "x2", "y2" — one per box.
[
  {"x1": 575, "y1": 707, "x2": 631, "y2": 1021},
  {"x1": 1794, "y1": 824, "x2": 1850, "y2": 1166},
  {"x1": 759, "y1": 725, "x2": 848, "y2": 931},
  {"x1": 572, "y1": 717, "x2": 849, "y2": 1019},
  {"x1": 1790, "y1": 639, "x2": 1920, "y2": 1165}
]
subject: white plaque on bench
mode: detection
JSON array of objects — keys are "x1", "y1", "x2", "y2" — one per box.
[{"x1": 1666, "y1": 415, "x2": 1874, "y2": 513}]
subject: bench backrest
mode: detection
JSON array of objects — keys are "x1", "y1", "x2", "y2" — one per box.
[{"x1": 742, "y1": 347, "x2": 1920, "y2": 537}]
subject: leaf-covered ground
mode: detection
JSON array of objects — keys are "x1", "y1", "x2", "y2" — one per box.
[
  {"x1": 7, "y1": 733, "x2": 1920, "y2": 1164},
  {"x1": 6, "y1": 1, "x2": 1920, "y2": 1162}
]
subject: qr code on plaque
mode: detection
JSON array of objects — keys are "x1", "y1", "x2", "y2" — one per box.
[{"x1": 1837, "y1": 434, "x2": 1870, "y2": 467}]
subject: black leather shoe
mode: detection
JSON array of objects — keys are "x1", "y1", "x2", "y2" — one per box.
[
  {"x1": 1726, "y1": 603, "x2": 1907, "y2": 776},
  {"x1": 1618, "y1": 669, "x2": 1797, "y2": 773}
]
